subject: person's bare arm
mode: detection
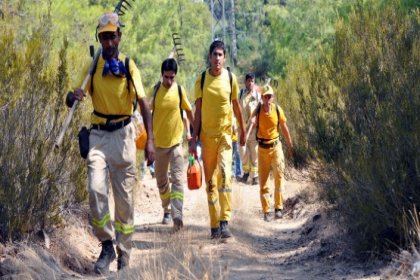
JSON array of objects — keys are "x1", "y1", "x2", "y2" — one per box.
[
  {"x1": 138, "y1": 97, "x2": 155, "y2": 165},
  {"x1": 183, "y1": 111, "x2": 193, "y2": 141},
  {"x1": 279, "y1": 121, "x2": 293, "y2": 158},
  {"x1": 232, "y1": 99, "x2": 246, "y2": 146},
  {"x1": 189, "y1": 98, "x2": 202, "y2": 155}
]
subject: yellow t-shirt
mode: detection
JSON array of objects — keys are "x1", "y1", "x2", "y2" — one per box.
[
  {"x1": 152, "y1": 83, "x2": 192, "y2": 148},
  {"x1": 256, "y1": 104, "x2": 287, "y2": 144},
  {"x1": 194, "y1": 68, "x2": 239, "y2": 137},
  {"x1": 84, "y1": 53, "x2": 146, "y2": 125}
]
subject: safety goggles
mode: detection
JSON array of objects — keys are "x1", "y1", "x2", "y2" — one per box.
[{"x1": 98, "y1": 13, "x2": 120, "y2": 28}]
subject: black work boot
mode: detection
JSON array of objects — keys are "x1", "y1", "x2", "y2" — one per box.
[
  {"x1": 94, "y1": 240, "x2": 116, "y2": 274},
  {"x1": 210, "y1": 227, "x2": 221, "y2": 239},
  {"x1": 251, "y1": 177, "x2": 259, "y2": 185},
  {"x1": 162, "y1": 213, "x2": 172, "y2": 225},
  {"x1": 264, "y1": 212, "x2": 273, "y2": 222},
  {"x1": 241, "y1": 173, "x2": 249, "y2": 183},
  {"x1": 173, "y1": 217, "x2": 184, "y2": 232},
  {"x1": 275, "y1": 209, "x2": 283, "y2": 219},
  {"x1": 220, "y1": 221, "x2": 233, "y2": 238},
  {"x1": 117, "y1": 254, "x2": 129, "y2": 271}
]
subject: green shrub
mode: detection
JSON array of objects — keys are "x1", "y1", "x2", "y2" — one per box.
[
  {"x1": 0, "y1": 8, "x2": 87, "y2": 241},
  {"x1": 277, "y1": 0, "x2": 419, "y2": 254},
  {"x1": 327, "y1": 2, "x2": 420, "y2": 253}
]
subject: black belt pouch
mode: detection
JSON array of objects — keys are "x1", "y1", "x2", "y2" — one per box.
[{"x1": 78, "y1": 126, "x2": 90, "y2": 159}]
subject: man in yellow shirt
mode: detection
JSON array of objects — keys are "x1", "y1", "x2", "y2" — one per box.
[
  {"x1": 190, "y1": 40, "x2": 246, "y2": 239},
  {"x1": 70, "y1": 12, "x2": 155, "y2": 273},
  {"x1": 151, "y1": 58, "x2": 194, "y2": 231},
  {"x1": 247, "y1": 85, "x2": 293, "y2": 222}
]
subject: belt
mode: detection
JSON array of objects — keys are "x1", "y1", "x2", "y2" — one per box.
[
  {"x1": 258, "y1": 139, "x2": 279, "y2": 149},
  {"x1": 91, "y1": 118, "x2": 131, "y2": 132}
]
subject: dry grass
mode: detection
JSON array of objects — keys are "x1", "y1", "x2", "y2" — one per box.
[{"x1": 383, "y1": 206, "x2": 420, "y2": 279}]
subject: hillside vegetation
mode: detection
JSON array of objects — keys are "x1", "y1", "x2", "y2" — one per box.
[{"x1": 0, "y1": 0, "x2": 419, "y2": 258}]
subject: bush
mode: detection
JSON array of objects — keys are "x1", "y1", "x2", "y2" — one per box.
[
  {"x1": 328, "y1": 2, "x2": 420, "y2": 253},
  {"x1": 0, "y1": 8, "x2": 87, "y2": 241},
  {"x1": 278, "y1": 0, "x2": 419, "y2": 254}
]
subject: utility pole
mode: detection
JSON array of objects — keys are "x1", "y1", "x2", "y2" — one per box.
[
  {"x1": 229, "y1": 0, "x2": 237, "y2": 66},
  {"x1": 210, "y1": 0, "x2": 226, "y2": 42},
  {"x1": 209, "y1": 0, "x2": 236, "y2": 68}
]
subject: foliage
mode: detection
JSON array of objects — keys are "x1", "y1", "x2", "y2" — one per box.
[
  {"x1": 232, "y1": 0, "x2": 356, "y2": 81},
  {"x1": 0, "y1": 4, "x2": 87, "y2": 241},
  {"x1": 281, "y1": 0, "x2": 420, "y2": 254},
  {"x1": 328, "y1": 2, "x2": 420, "y2": 253}
]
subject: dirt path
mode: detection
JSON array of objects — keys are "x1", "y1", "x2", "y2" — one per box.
[
  {"x1": 123, "y1": 167, "x2": 383, "y2": 280},
  {"x1": 0, "y1": 167, "x2": 385, "y2": 279}
]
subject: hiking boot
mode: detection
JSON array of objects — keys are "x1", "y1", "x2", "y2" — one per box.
[
  {"x1": 264, "y1": 212, "x2": 273, "y2": 222},
  {"x1": 210, "y1": 227, "x2": 221, "y2": 239},
  {"x1": 94, "y1": 240, "x2": 116, "y2": 274},
  {"x1": 162, "y1": 213, "x2": 172, "y2": 225},
  {"x1": 241, "y1": 173, "x2": 249, "y2": 183},
  {"x1": 117, "y1": 254, "x2": 129, "y2": 271},
  {"x1": 173, "y1": 218, "x2": 183, "y2": 232},
  {"x1": 275, "y1": 209, "x2": 283, "y2": 220},
  {"x1": 220, "y1": 221, "x2": 233, "y2": 238},
  {"x1": 251, "y1": 177, "x2": 259, "y2": 185}
]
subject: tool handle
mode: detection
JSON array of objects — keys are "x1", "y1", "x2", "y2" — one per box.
[{"x1": 54, "y1": 47, "x2": 102, "y2": 148}]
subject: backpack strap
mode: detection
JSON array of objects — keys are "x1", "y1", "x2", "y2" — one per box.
[
  {"x1": 90, "y1": 58, "x2": 98, "y2": 94},
  {"x1": 151, "y1": 81, "x2": 161, "y2": 118},
  {"x1": 255, "y1": 103, "x2": 261, "y2": 141},
  {"x1": 255, "y1": 103, "x2": 280, "y2": 143},
  {"x1": 151, "y1": 81, "x2": 183, "y2": 122},
  {"x1": 200, "y1": 69, "x2": 233, "y2": 101},
  {"x1": 198, "y1": 68, "x2": 233, "y2": 136},
  {"x1": 227, "y1": 67, "x2": 233, "y2": 103},
  {"x1": 125, "y1": 57, "x2": 138, "y2": 112},
  {"x1": 178, "y1": 84, "x2": 183, "y2": 121},
  {"x1": 200, "y1": 70, "x2": 206, "y2": 93},
  {"x1": 239, "y1": 88, "x2": 245, "y2": 100},
  {"x1": 90, "y1": 56, "x2": 137, "y2": 113}
]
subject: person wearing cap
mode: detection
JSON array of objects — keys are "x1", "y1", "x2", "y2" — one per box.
[
  {"x1": 238, "y1": 73, "x2": 261, "y2": 185},
  {"x1": 246, "y1": 85, "x2": 293, "y2": 222},
  {"x1": 149, "y1": 58, "x2": 194, "y2": 231},
  {"x1": 190, "y1": 40, "x2": 246, "y2": 239},
  {"x1": 68, "y1": 12, "x2": 155, "y2": 273}
]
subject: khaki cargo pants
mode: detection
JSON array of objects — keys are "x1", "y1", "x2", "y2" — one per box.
[
  {"x1": 154, "y1": 144, "x2": 185, "y2": 220},
  {"x1": 87, "y1": 122, "x2": 136, "y2": 258},
  {"x1": 239, "y1": 128, "x2": 258, "y2": 179}
]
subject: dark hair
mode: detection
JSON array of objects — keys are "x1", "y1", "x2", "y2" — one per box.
[
  {"x1": 209, "y1": 40, "x2": 225, "y2": 55},
  {"x1": 245, "y1": 73, "x2": 255, "y2": 81},
  {"x1": 161, "y1": 58, "x2": 178, "y2": 74}
]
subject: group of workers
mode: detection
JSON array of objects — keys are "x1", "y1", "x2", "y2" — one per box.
[{"x1": 67, "y1": 12, "x2": 293, "y2": 274}]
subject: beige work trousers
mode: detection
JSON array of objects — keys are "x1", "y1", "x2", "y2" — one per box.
[
  {"x1": 87, "y1": 122, "x2": 136, "y2": 258},
  {"x1": 239, "y1": 130, "x2": 258, "y2": 180},
  {"x1": 155, "y1": 144, "x2": 185, "y2": 220}
]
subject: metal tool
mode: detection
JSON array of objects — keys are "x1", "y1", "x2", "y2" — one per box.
[{"x1": 171, "y1": 32, "x2": 185, "y2": 64}]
